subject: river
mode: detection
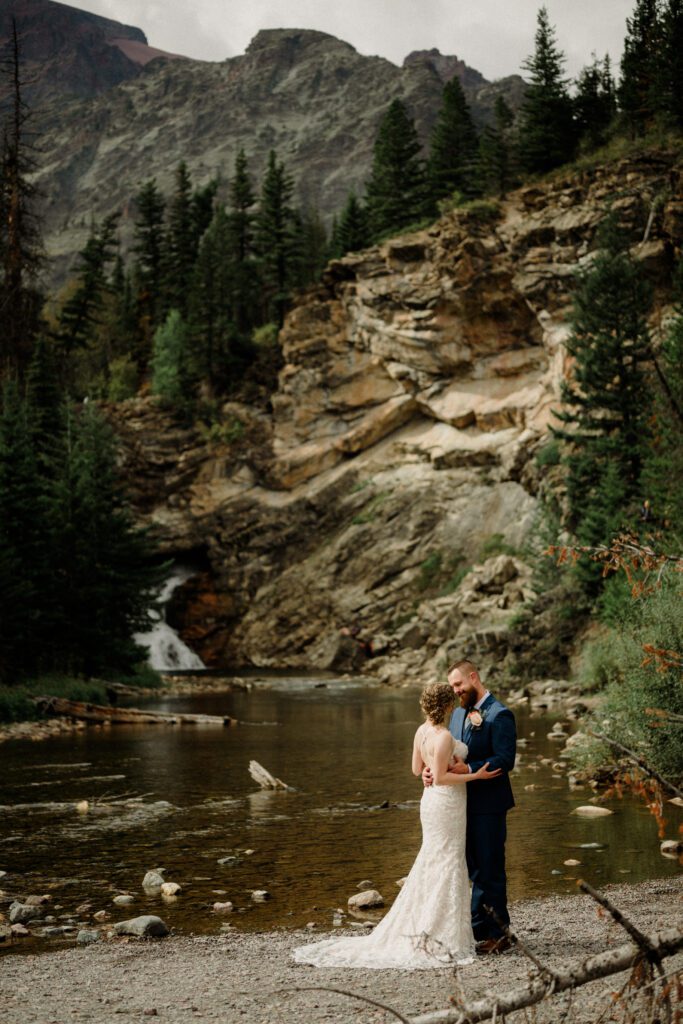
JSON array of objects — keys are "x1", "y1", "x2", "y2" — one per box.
[{"x1": 1, "y1": 678, "x2": 679, "y2": 952}]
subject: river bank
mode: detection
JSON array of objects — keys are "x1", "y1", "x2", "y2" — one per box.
[{"x1": 1, "y1": 878, "x2": 681, "y2": 1024}]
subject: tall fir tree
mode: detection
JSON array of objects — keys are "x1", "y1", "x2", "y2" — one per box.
[
  {"x1": 517, "y1": 6, "x2": 576, "y2": 174},
  {"x1": 0, "y1": 17, "x2": 44, "y2": 381},
  {"x1": 227, "y1": 149, "x2": 258, "y2": 335},
  {"x1": 190, "y1": 206, "x2": 235, "y2": 391},
  {"x1": 165, "y1": 162, "x2": 195, "y2": 317},
  {"x1": 477, "y1": 96, "x2": 514, "y2": 198},
  {"x1": 661, "y1": 0, "x2": 683, "y2": 127},
  {"x1": 427, "y1": 77, "x2": 480, "y2": 204},
  {"x1": 55, "y1": 212, "x2": 119, "y2": 357},
  {"x1": 132, "y1": 179, "x2": 166, "y2": 350},
  {"x1": 553, "y1": 215, "x2": 653, "y2": 584},
  {"x1": 255, "y1": 150, "x2": 299, "y2": 328},
  {"x1": 330, "y1": 192, "x2": 371, "y2": 257},
  {"x1": 574, "y1": 55, "x2": 617, "y2": 151},
  {"x1": 151, "y1": 308, "x2": 193, "y2": 407},
  {"x1": 364, "y1": 99, "x2": 428, "y2": 239},
  {"x1": 619, "y1": 0, "x2": 663, "y2": 136}
]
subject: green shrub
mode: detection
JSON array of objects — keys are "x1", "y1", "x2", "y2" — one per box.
[
  {"x1": 569, "y1": 578, "x2": 683, "y2": 781},
  {"x1": 535, "y1": 439, "x2": 561, "y2": 467},
  {"x1": 252, "y1": 322, "x2": 280, "y2": 348},
  {"x1": 107, "y1": 354, "x2": 139, "y2": 402},
  {"x1": 197, "y1": 416, "x2": 244, "y2": 447},
  {"x1": 0, "y1": 675, "x2": 110, "y2": 723}
]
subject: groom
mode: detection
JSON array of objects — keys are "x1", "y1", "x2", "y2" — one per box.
[{"x1": 445, "y1": 659, "x2": 516, "y2": 954}]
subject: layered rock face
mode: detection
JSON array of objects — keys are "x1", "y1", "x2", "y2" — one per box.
[
  {"x1": 0, "y1": 0, "x2": 175, "y2": 105},
  {"x1": 111, "y1": 151, "x2": 682, "y2": 683},
  {"x1": 29, "y1": 18, "x2": 523, "y2": 286}
]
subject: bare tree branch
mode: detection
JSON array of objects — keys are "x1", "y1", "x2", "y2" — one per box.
[
  {"x1": 588, "y1": 730, "x2": 683, "y2": 799},
  {"x1": 276, "y1": 985, "x2": 411, "y2": 1024}
]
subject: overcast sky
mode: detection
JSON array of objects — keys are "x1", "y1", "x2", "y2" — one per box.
[{"x1": 68, "y1": 0, "x2": 635, "y2": 81}]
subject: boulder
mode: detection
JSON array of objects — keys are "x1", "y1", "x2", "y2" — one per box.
[
  {"x1": 77, "y1": 929, "x2": 101, "y2": 945},
  {"x1": 572, "y1": 805, "x2": 613, "y2": 817},
  {"x1": 113, "y1": 915, "x2": 169, "y2": 937},
  {"x1": 348, "y1": 889, "x2": 384, "y2": 910},
  {"x1": 9, "y1": 902, "x2": 45, "y2": 924},
  {"x1": 142, "y1": 869, "x2": 165, "y2": 889},
  {"x1": 113, "y1": 894, "x2": 135, "y2": 906},
  {"x1": 160, "y1": 882, "x2": 181, "y2": 897}
]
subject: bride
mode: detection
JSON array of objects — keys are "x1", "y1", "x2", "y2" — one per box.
[{"x1": 293, "y1": 683, "x2": 502, "y2": 969}]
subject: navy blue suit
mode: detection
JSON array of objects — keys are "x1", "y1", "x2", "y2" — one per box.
[{"x1": 449, "y1": 694, "x2": 516, "y2": 940}]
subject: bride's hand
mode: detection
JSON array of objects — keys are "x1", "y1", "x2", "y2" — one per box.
[
  {"x1": 473, "y1": 762, "x2": 503, "y2": 780},
  {"x1": 422, "y1": 765, "x2": 434, "y2": 788}
]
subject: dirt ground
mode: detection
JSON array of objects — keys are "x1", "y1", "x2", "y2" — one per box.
[{"x1": 1, "y1": 877, "x2": 681, "y2": 1024}]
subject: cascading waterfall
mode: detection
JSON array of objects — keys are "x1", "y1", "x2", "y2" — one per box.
[{"x1": 134, "y1": 566, "x2": 205, "y2": 671}]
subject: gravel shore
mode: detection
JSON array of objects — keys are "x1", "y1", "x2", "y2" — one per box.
[{"x1": 2, "y1": 877, "x2": 681, "y2": 1024}]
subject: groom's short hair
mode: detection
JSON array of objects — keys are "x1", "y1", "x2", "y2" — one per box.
[{"x1": 447, "y1": 658, "x2": 478, "y2": 678}]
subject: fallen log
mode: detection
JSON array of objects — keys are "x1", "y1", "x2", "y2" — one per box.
[
  {"x1": 33, "y1": 696, "x2": 238, "y2": 727},
  {"x1": 248, "y1": 760, "x2": 291, "y2": 790},
  {"x1": 410, "y1": 927, "x2": 683, "y2": 1024}
]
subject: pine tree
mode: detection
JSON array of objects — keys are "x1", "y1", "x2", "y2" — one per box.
[
  {"x1": 553, "y1": 215, "x2": 653, "y2": 574},
  {"x1": 331, "y1": 192, "x2": 371, "y2": 257},
  {"x1": 295, "y1": 208, "x2": 328, "y2": 287},
  {"x1": 255, "y1": 150, "x2": 299, "y2": 327},
  {"x1": 48, "y1": 405, "x2": 163, "y2": 676},
  {"x1": 574, "y1": 55, "x2": 617, "y2": 151},
  {"x1": 132, "y1": 179, "x2": 166, "y2": 344},
  {"x1": 619, "y1": 0, "x2": 663, "y2": 136},
  {"x1": 0, "y1": 18, "x2": 44, "y2": 380},
  {"x1": 56, "y1": 213, "x2": 119, "y2": 355},
  {"x1": 477, "y1": 96, "x2": 514, "y2": 198},
  {"x1": 364, "y1": 99, "x2": 428, "y2": 239},
  {"x1": 190, "y1": 206, "x2": 235, "y2": 390},
  {"x1": 428, "y1": 77, "x2": 480, "y2": 204},
  {"x1": 517, "y1": 6, "x2": 576, "y2": 174},
  {"x1": 661, "y1": 0, "x2": 683, "y2": 127},
  {"x1": 165, "y1": 162, "x2": 195, "y2": 317},
  {"x1": 227, "y1": 149, "x2": 258, "y2": 335}
]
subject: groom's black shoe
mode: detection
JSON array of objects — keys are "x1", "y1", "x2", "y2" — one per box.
[{"x1": 476, "y1": 936, "x2": 514, "y2": 955}]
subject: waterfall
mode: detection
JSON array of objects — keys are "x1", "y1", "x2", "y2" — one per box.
[{"x1": 135, "y1": 566, "x2": 206, "y2": 672}]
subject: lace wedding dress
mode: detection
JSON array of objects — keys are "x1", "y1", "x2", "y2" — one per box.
[{"x1": 293, "y1": 735, "x2": 475, "y2": 969}]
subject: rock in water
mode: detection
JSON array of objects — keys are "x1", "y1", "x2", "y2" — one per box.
[
  {"x1": 9, "y1": 903, "x2": 45, "y2": 924},
  {"x1": 113, "y1": 894, "x2": 136, "y2": 906},
  {"x1": 160, "y1": 882, "x2": 181, "y2": 896},
  {"x1": 571, "y1": 806, "x2": 613, "y2": 817},
  {"x1": 142, "y1": 869, "x2": 165, "y2": 889},
  {"x1": 213, "y1": 902, "x2": 233, "y2": 913},
  {"x1": 348, "y1": 889, "x2": 384, "y2": 909},
  {"x1": 113, "y1": 915, "x2": 169, "y2": 937},
  {"x1": 77, "y1": 929, "x2": 101, "y2": 945}
]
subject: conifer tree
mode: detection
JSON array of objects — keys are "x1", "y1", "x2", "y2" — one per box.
[
  {"x1": 331, "y1": 193, "x2": 371, "y2": 257},
  {"x1": 255, "y1": 150, "x2": 299, "y2": 327},
  {"x1": 364, "y1": 99, "x2": 428, "y2": 239},
  {"x1": 477, "y1": 96, "x2": 514, "y2": 197},
  {"x1": 553, "y1": 215, "x2": 653, "y2": 574},
  {"x1": 574, "y1": 55, "x2": 617, "y2": 150},
  {"x1": 295, "y1": 208, "x2": 328, "y2": 286},
  {"x1": 428, "y1": 77, "x2": 480, "y2": 204},
  {"x1": 0, "y1": 18, "x2": 44, "y2": 380},
  {"x1": 227, "y1": 149, "x2": 258, "y2": 335},
  {"x1": 619, "y1": 0, "x2": 663, "y2": 136},
  {"x1": 190, "y1": 206, "x2": 235, "y2": 390},
  {"x1": 132, "y1": 179, "x2": 166, "y2": 341},
  {"x1": 55, "y1": 212, "x2": 119, "y2": 356},
  {"x1": 165, "y1": 162, "x2": 195, "y2": 317},
  {"x1": 661, "y1": 0, "x2": 683, "y2": 127},
  {"x1": 517, "y1": 6, "x2": 576, "y2": 174}
]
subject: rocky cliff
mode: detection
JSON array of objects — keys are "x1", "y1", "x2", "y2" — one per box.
[
  {"x1": 21, "y1": 7, "x2": 523, "y2": 285},
  {"x1": 0, "y1": 0, "x2": 185, "y2": 106},
  {"x1": 108, "y1": 148, "x2": 682, "y2": 684}
]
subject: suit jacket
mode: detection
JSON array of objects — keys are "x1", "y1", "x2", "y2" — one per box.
[{"x1": 448, "y1": 693, "x2": 516, "y2": 815}]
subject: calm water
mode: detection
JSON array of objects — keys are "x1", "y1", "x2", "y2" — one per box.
[{"x1": 1, "y1": 680, "x2": 680, "y2": 953}]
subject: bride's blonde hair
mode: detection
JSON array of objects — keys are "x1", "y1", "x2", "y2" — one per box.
[{"x1": 420, "y1": 683, "x2": 455, "y2": 724}]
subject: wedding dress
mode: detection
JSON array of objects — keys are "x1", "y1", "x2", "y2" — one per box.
[{"x1": 293, "y1": 734, "x2": 475, "y2": 969}]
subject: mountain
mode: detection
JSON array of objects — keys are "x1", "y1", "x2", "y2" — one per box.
[
  {"x1": 1, "y1": 2, "x2": 524, "y2": 286},
  {"x1": 0, "y1": 0, "x2": 185, "y2": 105}
]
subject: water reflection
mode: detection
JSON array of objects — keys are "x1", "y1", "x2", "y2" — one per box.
[{"x1": 0, "y1": 683, "x2": 680, "y2": 952}]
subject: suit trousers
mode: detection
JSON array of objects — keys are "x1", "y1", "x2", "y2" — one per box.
[{"x1": 465, "y1": 812, "x2": 509, "y2": 940}]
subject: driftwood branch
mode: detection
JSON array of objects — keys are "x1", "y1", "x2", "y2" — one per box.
[
  {"x1": 410, "y1": 927, "x2": 683, "y2": 1024},
  {"x1": 483, "y1": 904, "x2": 562, "y2": 987},
  {"x1": 588, "y1": 730, "x2": 683, "y2": 800},
  {"x1": 248, "y1": 760, "x2": 292, "y2": 790},
  {"x1": 577, "y1": 880, "x2": 658, "y2": 956},
  {"x1": 278, "y1": 986, "x2": 412, "y2": 1024}
]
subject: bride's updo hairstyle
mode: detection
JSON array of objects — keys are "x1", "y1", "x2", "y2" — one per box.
[{"x1": 420, "y1": 683, "x2": 456, "y2": 724}]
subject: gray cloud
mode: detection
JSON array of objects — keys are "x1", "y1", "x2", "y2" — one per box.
[{"x1": 76, "y1": 0, "x2": 635, "y2": 80}]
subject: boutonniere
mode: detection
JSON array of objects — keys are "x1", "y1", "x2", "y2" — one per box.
[{"x1": 467, "y1": 709, "x2": 486, "y2": 729}]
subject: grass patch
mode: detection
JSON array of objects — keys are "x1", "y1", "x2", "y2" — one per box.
[
  {"x1": 0, "y1": 665, "x2": 163, "y2": 723},
  {"x1": 352, "y1": 490, "x2": 391, "y2": 525},
  {"x1": 535, "y1": 439, "x2": 561, "y2": 468},
  {"x1": 479, "y1": 533, "x2": 520, "y2": 559},
  {"x1": 415, "y1": 549, "x2": 472, "y2": 596}
]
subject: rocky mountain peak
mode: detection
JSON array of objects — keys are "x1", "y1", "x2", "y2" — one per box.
[
  {"x1": 246, "y1": 27, "x2": 358, "y2": 58},
  {"x1": 403, "y1": 47, "x2": 486, "y2": 88}
]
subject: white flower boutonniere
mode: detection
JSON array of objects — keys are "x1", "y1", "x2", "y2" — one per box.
[{"x1": 467, "y1": 709, "x2": 486, "y2": 729}]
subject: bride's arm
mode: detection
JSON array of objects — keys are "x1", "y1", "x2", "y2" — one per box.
[
  {"x1": 432, "y1": 734, "x2": 502, "y2": 785},
  {"x1": 412, "y1": 725, "x2": 425, "y2": 776}
]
